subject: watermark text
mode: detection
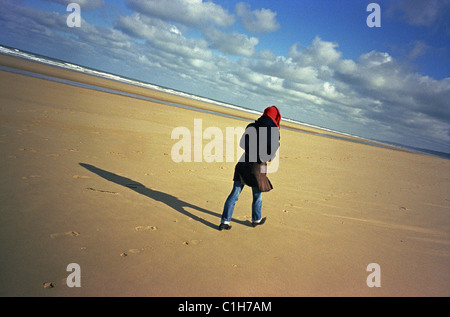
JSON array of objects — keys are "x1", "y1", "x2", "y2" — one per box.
[
  {"x1": 171, "y1": 119, "x2": 279, "y2": 172},
  {"x1": 66, "y1": 3, "x2": 81, "y2": 28}
]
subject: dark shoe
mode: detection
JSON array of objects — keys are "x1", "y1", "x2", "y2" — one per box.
[
  {"x1": 252, "y1": 217, "x2": 266, "y2": 227},
  {"x1": 219, "y1": 223, "x2": 232, "y2": 231}
]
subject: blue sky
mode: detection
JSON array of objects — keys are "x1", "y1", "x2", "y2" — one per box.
[{"x1": 0, "y1": 0, "x2": 449, "y2": 153}]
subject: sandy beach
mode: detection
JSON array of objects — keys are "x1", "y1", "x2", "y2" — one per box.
[{"x1": 0, "y1": 55, "x2": 448, "y2": 297}]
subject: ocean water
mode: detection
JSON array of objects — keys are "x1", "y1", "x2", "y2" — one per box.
[{"x1": 1, "y1": 45, "x2": 448, "y2": 160}]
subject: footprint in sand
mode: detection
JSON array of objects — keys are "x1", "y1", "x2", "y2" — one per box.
[
  {"x1": 22, "y1": 175, "x2": 42, "y2": 180},
  {"x1": 19, "y1": 148, "x2": 38, "y2": 153},
  {"x1": 17, "y1": 129, "x2": 30, "y2": 135},
  {"x1": 134, "y1": 225, "x2": 158, "y2": 232},
  {"x1": 50, "y1": 231, "x2": 80, "y2": 239},
  {"x1": 120, "y1": 247, "x2": 146, "y2": 257},
  {"x1": 107, "y1": 151, "x2": 126, "y2": 158},
  {"x1": 46, "y1": 153, "x2": 60, "y2": 158},
  {"x1": 43, "y1": 282, "x2": 55, "y2": 289},
  {"x1": 73, "y1": 175, "x2": 90, "y2": 179},
  {"x1": 182, "y1": 239, "x2": 201, "y2": 246}
]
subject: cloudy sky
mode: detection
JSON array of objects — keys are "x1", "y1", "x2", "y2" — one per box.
[{"x1": 0, "y1": 0, "x2": 449, "y2": 153}]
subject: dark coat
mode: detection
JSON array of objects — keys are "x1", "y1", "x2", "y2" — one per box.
[{"x1": 233, "y1": 115, "x2": 280, "y2": 192}]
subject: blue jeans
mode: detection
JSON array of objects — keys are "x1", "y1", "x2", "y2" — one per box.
[{"x1": 221, "y1": 180, "x2": 262, "y2": 224}]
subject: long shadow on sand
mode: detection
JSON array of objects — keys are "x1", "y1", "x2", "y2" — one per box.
[{"x1": 79, "y1": 163, "x2": 251, "y2": 230}]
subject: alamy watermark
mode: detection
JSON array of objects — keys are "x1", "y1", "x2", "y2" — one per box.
[
  {"x1": 66, "y1": 3, "x2": 81, "y2": 28},
  {"x1": 66, "y1": 263, "x2": 81, "y2": 287},
  {"x1": 366, "y1": 263, "x2": 381, "y2": 287},
  {"x1": 171, "y1": 119, "x2": 280, "y2": 173},
  {"x1": 59, "y1": 262, "x2": 379, "y2": 289},
  {"x1": 366, "y1": 3, "x2": 381, "y2": 28}
]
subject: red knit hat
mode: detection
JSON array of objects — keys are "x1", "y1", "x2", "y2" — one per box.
[{"x1": 263, "y1": 105, "x2": 281, "y2": 129}]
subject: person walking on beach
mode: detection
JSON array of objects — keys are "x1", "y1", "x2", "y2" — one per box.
[{"x1": 219, "y1": 106, "x2": 281, "y2": 230}]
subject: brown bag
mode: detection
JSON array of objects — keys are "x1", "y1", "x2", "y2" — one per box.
[{"x1": 252, "y1": 162, "x2": 273, "y2": 192}]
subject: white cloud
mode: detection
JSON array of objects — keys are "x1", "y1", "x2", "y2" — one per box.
[
  {"x1": 249, "y1": 55, "x2": 318, "y2": 84},
  {"x1": 203, "y1": 28, "x2": 258, "y2": 57},
  {"x1": 116, "y1": 13, "x2": 213, "y2": 61},
  {"x1": 235, "y1": 2, "x2": 280, "y2": 33},
  {"x1": 169, "y1": 25, "x2": 182, "y2": 36},
  {"x1": 289, "y1": 37, "x2": 342, "y2": 67},
  {"x1": 126, "y1": 0, "x2": 235, "y2": 28}
]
